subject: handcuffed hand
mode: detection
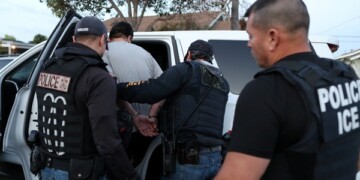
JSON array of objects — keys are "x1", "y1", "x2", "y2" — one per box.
[{"x1": 133, "y1": 114, "x2": 158, "y2": 137}]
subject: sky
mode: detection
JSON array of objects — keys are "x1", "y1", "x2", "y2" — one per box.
[{"x1": 0, "y1": 0, "x2": 359, "y2": 58}]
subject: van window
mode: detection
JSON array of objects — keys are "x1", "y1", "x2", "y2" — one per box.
[
  {"x1": 209, "y1": 40, "x2": 261, "y2": 95},
  {"x1": 134, "y1": 41, "x2": 170, "y2": 71}
]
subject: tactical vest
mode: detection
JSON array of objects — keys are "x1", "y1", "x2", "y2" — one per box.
[
  {"x1": 36, "y1": 57, "x2": 103, "y2": 158},
  {"x1": 163, "y1": 61, "x2": 229, "y2": 147},
  {"x1": 256, "y1": 59, "x2": 360, "y2": 180}
]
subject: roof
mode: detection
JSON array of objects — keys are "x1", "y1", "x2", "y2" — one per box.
[
  {"x1": 0, "y1": 40, "x2": 35, "y2": 49},
  {"x1": 337, "y1": 49, "x2": 360, "y2": 61},
  {"x1": 104, "y1": 11, "x2": 238, "y2": 32}
]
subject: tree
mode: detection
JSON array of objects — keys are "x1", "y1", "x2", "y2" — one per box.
[
  {"x1": 231, "y1": 0, "x2": 240, "y2": 30},
  {"x1": 30, "y1": 34, "x2": 48, "y2": 44},
  {"x1": 230, "y1": 0, "x2": 251, "y2": 30},
  {"x1": 159, "y1": 0, "x2": 230, "y2": 16},
  {"x1": 40, "y1": 0, "x2": 168, "y2": 31},
  {"x1": 164, "y1": 0, "x2": 250, "y2": 30},
  {"x1": 4, "y1": 34, "x2": 16, "y2": 41},
  {"x1": 40, "y1": 0, "x2": 250, "y2": 31},
  {"x1": 41, "y1": 0, "x2": 228, "y2": 31},
  {"x1": 151, "y1": 0, "x2": 228, "y2": 31}
]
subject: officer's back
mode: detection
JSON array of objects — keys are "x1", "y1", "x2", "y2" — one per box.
[
  {"x1": 33, "y1": 16, "x2": 141, "y2": 180},
  {"x1": 117, "y1": 40, "x2": 229, "y2": 179}
]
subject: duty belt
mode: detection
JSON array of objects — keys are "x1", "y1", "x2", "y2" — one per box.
[
  {"x1": 46, "y1": 156, "x2": 70, "y2": 171},
  {"x1": 199, "y1": 146, "x2": 222, "y2": 153},
  {"x1": 176, "y1": 145, "x2": 222, "y2": 165}
]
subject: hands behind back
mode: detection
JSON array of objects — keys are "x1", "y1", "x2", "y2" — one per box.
[{"x1": 133, "y1": 114, "x2": 159, "y2": 137}]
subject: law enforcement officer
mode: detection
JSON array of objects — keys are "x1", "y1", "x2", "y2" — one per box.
[
  {"x1": 215, "y1": 0, "x2": 360, "y2": 179},
  {"x1": 35, "y1": 16, "x2": 141, "y2": 180},
  {"x1": 117, "y1": 40, "x2": 229, "y2": 179}
]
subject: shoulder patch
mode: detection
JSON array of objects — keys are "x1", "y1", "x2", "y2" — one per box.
[
  {"x1": 126, "y1": 81, "x2": 146, "y2": 87},
  {"x1": 37, "y1": 72, "x2": 71, "y2": 92}
]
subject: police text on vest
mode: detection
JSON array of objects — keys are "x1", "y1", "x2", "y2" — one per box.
[
  {"x1": 37, "y1": 72, "x2": 71, "y2": 92},
  {"x1": 317, "y1": 80, "x2": 360, "y2": 135}
]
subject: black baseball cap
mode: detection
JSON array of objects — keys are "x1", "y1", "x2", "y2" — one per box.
[
  {"x1": 109, "y1": 21, "x2": 134, "y2": 38},
  {"x1": 184, "y1": 40, "x2": 214, "y2": 62},
  {"x1": 74, "y1": 16, "x2": 107, "y2": 37}
]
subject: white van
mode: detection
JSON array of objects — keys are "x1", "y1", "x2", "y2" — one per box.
[{"x1": 0, "y1": 10, "x2": 335, "y2": 179}]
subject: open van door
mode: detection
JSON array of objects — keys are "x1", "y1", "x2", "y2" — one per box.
[{"x1": 2, "y1": 10, "x2": 82, "y2": 180}]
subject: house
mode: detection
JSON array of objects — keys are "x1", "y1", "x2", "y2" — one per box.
[
  {"x1": 0, "y1": 39, "x2": 35, "y2": 56},
  {"x1": 337, "y1": 49, "x2": 360, "y2": 77},
  {"x1": 104, "y1": 11, "x2": 245, "y2": 32}
]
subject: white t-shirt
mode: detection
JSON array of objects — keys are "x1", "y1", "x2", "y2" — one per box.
[{"x1": 103, "y1": 41, "x2": 163, "y2": 114}]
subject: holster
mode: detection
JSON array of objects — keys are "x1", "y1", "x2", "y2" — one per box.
[
  {"x1": 161, "y1": 134, "x2": 176, "y2": 175},
  {"x1": 177, "y1": 144, "x2": 199, "y2": 165},
  {"x1": 28, "y1": 130, "x2": 46, "y2": 176},
  {"x1": 29, "y1": 146, "x2": 46, "y2": 176},
  {"x1": 221, "y1": 131, "x2": 231, "y2": 163}
]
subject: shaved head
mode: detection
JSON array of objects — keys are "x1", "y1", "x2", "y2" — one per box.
[
  {"x1": 245, "y1": 0, "x2": 310, "y2": 35},
  {"x1": 244, "y1": 0, "x2": 312, "y2": 68}
]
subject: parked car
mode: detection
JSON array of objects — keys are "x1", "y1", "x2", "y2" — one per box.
[
  {"x1": 0, "y1": 10, "x2": 336, "y2": 179},
  {"x1": 0, "y1": 56, "x2": 17, "y2": 70}
]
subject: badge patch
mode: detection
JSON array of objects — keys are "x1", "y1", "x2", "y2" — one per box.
[
  {"x1": 126, "y1": 81, "x2": 145, "y2": 87},
  {"x1": 37, "y1": 72, "x2": 71, "y2": 92}
]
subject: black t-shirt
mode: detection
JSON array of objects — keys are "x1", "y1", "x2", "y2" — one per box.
[
  {"x1": 229, "y1": 52, "x2": 360, "y2": 179},
  {"x1": 228, "y1": 53, "x2": 321, "y2": 158}
]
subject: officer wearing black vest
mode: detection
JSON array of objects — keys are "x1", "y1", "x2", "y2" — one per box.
[
  {"x1": 35, "y1": 16, "x2": 140, "y2": 180},
  {"x1": 216, "y1": 0, "x2": 360, "y2": 180},
  {"x1": 117, "y1": 40, "x2": 229, "y2": 179}
]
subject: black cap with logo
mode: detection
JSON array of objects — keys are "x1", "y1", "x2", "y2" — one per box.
[{"x1": 74, "y1": 16, "x2": 107, "y2": 37}]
